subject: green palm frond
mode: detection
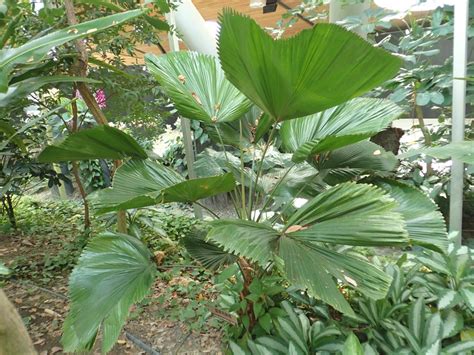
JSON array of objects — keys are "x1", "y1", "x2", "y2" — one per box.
[
  {"x1": 62, "y1": 232, "x2": 156, "y2": 353},
  {"x1": 371, "y1": 179, "x2": 448, "y2": 252},
  {"x1": 145, "y1": 51, "x2": 252, "y2": 124},
  {"x1": 38, "y1": 125, "x2": 147, "y2": 162},
  {"x1": 90, "y1": 159, "x2": 236, "y2": 213},
  {"x1": 280, "y1": 98, "x2": 403, "y2": 162},
  {"x1": 218, "y1": 10, "x2": 401, "y2": 121}
]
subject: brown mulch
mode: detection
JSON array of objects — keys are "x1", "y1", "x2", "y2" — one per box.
[{"x1": 1, "y1": 233, "x2": 223, "y2": 354}]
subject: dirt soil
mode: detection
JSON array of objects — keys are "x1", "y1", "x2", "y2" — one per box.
[{"x1": 1, "y1": 232, "x2": 223, "y2": 355}]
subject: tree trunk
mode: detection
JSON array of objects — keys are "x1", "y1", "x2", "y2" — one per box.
[
  {"x1": 71, "y1": 96, "x2": 91, "y2": 231},
  {"x1": 4, "y1": 194, "x2": 16, "y2": 229},
  {"x1": 0, "y1": 290, "x2": 36, "y2": 355},
  {"x1": 64, "y1": 0, "x2": 127, "y2": 232}
]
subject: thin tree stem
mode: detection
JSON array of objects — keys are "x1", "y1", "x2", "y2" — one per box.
[
  {"x1": 251, "y1": 123, "x2": 278, "y2": 217},
  {"x1": 64, "y1": 0, "x2": 127, "y2": 232}
]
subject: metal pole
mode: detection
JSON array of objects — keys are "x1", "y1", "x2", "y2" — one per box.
[
  {"x1": 166, "y1": 12, "x2": 203, "y2": 219},
  {"x1": 449, "y1": 0, "x2": 468, "y2": 241}
]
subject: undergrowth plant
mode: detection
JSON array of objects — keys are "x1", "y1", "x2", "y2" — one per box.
[{"x1": 37, "y1": 9, "x2": 474, "y2": 353}]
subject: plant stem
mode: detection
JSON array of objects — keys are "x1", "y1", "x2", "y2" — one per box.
[
  {"x1": 413, "y1": 87, "x2": 433, "y2": 176},
  {"x1": 256, "y1": 164, "x2": 295, "y2": 223},
  {"x1": 277, "y1": 173, "x2": 320, "y2": 231},
  {"x1": 239, "y1": 120, "x2": 247, "y2": 219},
  {"x1": 194, "y1": 201, "x2": 220, "y2": 219},
  {"x1": 214, "y1": 125, "x2": 242, "y2": 217},
  {"x1": 250, "y1": 123, "x2": 278, "y2": 217}
]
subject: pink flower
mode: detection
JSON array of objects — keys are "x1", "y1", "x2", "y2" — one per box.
[{"x1": 94, "y1": 89, "x2": 107, "y2": 109}]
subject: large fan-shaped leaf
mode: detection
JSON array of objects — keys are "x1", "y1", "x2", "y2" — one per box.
[
  {"x1": 371, "y1": 179, "x2": 448, "y2": 252},
  {"x1": 279, "y1": 236, "x2": 354, "y2": 316},
  {"x1": 218, "y1": 10, "x2": 401, "y2": 121},
  {"x1": 183, "y1": 228, "x2": 237, "y2": 270},
  {"x1": 314, "y1": 141, "x2": 399, "y2": 173},
  {"x1": 285, "y1": 182, "x2": 409, "y2": 246},
  {"x1": 0, "y1": 9, "x2": 144, "y2": 92},
  {"x1": 207, "y1": 219, "x2": 279, "y2": 266},
  {"x1": 280, "y1": 98, "x2": 403, "y2": 162},
  {"x1": 145, "y1": 51, "x2": 251, "y2": 124},
  {"x1": 279, "y1": 238, "x2": 393, "y2": 315},
  {"x1": 399, "y1": 141, "x2": 474, "y2": 164},
  {"x1": 61, "y1": 232, "x2": 155, "y2": 353},
  {"x1": 159, "y1": 173, "x2": 236, "y2": 203},
  {"x1": 91, "y1": 159, "x2": 236, "y2": 213},
  {"x1": 38, "y1": 125, "x2": 147, "y2": 162},
  {"x1": 91, "y1": 159, "x2": 183, "y2": 213}
]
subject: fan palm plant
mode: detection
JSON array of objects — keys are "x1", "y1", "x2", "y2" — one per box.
[{"x1": 38, "y1": 9, "x2": 450, "y2": 353}]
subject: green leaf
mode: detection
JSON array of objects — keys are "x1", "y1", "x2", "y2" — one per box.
[
  {"x1": 256, "y1": 336, "x2": 287, "y2": 353},
  {"x1": 0, "y1": 9, "x2": 144, "y2": 92},
  {"x1": 430, "y1": 92, "x2": 444, "y2": 105},
  {"x1": 183, "y1": 232, "x2": 237, "y2": 270},
  {"x1": 314, "y1": 140, "x2": 398, "y2": 174},
  {"x1": 280, "y1": 98, "x2": 403, "y2": 162},
  {"x1": 0, "y1": 120, "x2": 26, "y2": 151},
  {"x1": 91, "y1": 159, "x2": 235, "y2": 213},
  {"x1": 416, "y1": 92, "x2": 431, "y2": 106},
  {"x1": 145, "y1": 51, "x2": 251, "y2": 123},
  {"x1": 342, "y1": 333, "x2": 363, "y2": 355},
  {"x1": 0, "y1": 75, "x2": 100, "y2": 107},
  {"x1": 276, "y1": 317, "x2": 308, "y2": 353},
  {"x1": 442, "y1": 310, "x2": 464, "y2": 338},
  {"x1": 159, "y1": 173, "x2": 236, "y2": 203},
  {"x1": 76, "y1": 0, "x2": 126, "y2": 12},
  {"x1": 460, "y1": 286, "x2": 474, "y2": 311},
  {"x1": 0, "y1": 261, "x2": 9, "y2": 275},
  {"x1": 278, "y1": 237, "x2": 354, "y2": 316},
  {"x1": 423, "y1": 312, "x2": 442, "y2": 348},
  {"x1": 91, "y1": 159, "x2": 182, "y2": 213},
  {"x1": 61, "y1": 232, "x2": 156, "y2": 353},
  {"x1": 218, "y1": 10, "x2": 401, "y2": 121},
  {"x1": 38, "y1": 125, "x2": 147, "y2": 162},
  {"x1": 285, "y1": 182, "x2": 408, "y2": 247},
  {"x1": 409, "y1": 297, "x2": 425, "y2": 343},
  {"x1": 144, "y1": 15, "x2": 170, "y2": 31},
  {"x1": 371, "y1": 179, "x2": 448, "y2": 251},
  {"x1": 438, "y1": 290, "x2": 462, "y2": 310},
  {"x1": 207, "y1": 219, "x2": 279, "y2": 266},
  {"x1": 443, "y1": 341, "x2": 474, "y2": 354},
  {"x1": 0, "y1": 99, "x2": 73, "y2": 150},
  {"x1": 399, "y1": 141, "x2": 474, "y2": 164},
  {"x1": 281, "y1": 238, "x2": 393, "y2": 301},
  {"x1": 229, "y1": 341, "x2": 247, "y2": 355}
]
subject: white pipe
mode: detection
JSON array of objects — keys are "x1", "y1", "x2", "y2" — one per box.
[
  {"x1": 171, "y1": 0, "x2": 217, "y2": 56},
  {"x1": 449, "y1": 0, "x2": 468, "y2": 239},
  {"x1": 166, "y1": 6, "x2": 215, "y2": 219}
]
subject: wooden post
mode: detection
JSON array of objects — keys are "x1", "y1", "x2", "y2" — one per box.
[{"x1": 0, "y1": 290, "x2": 36, "y2": 355}]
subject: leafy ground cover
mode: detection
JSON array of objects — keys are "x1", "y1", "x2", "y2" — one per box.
[{"x1": 0, "y1": 197, "x2": 223, "y2": 354}]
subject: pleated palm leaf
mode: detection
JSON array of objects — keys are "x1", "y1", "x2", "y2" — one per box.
[
  {"x1": 280, "y1": 98, "x2": 404, "y2": 163},
  {"x1": 145, "y1": 51, "x2": 252, "y2": 124},
  {"x1": 218, "y1": 9, "x2": 402, "y2": 121}
]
